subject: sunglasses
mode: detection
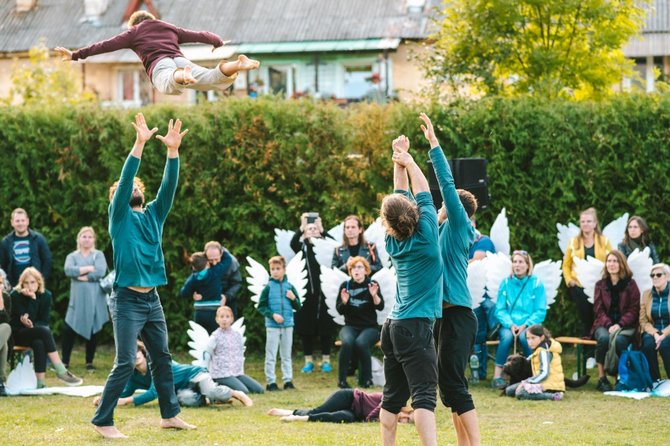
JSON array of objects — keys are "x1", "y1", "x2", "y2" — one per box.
[
  {"x1": 513, "y1": 250, "x2": 528, "y2": 256},
  {"x1": 650, "y1": 273, "x2": 666, "y2": 279}
]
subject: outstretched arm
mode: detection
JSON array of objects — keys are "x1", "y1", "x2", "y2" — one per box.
[
  {"x1": 152, "y1": 119, "x2": 189, "y2": 221},
  {"x1": 56, "y1": 28, "x2": 135, "y2": 61},
  {"x1": 391, "y1": 136, "x2": 410, "y2": 192},
  {"x1": 176, "y1": 26, "x2": 227, "y2": 48},
  {"x1": 392, "y1": 151, "x2": 430, "y2": 195}
]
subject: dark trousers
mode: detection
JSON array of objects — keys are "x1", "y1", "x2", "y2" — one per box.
[
  {"x1": 194, "y1": 309, "x2": 218, "y2": 334},
  {"x1": 61, "y1": 323, "x2": 98, "y2": 366},
  {"x1": 381, "y1": 318, "x2": 437, "y2": 414},
  {"x1": 473, "y1": 296, "x2": 497, "y2": 379},
  {"x1": 568, "y1": 286, "x2": 594, "y2": 338},
  {"x1": 92, "y1": 287, "x2": 179, "y2": 426},
  {"x1": 594, "y1": 326, "x2": 632, "y2": 365},
  {"x1": 338, "y1": 326, "x2": 380, "y2": 384},
  {"x1": 435, "y1": 306, "x2": 477, "y2": 415},
  {"x1": 641, "y1": 333, "x2": 670, "y2": 381},
  {"x1": 14, "y1": 325, "x2": 58, "y2": 374},
  {"x1": 301, "y1": 333, "x2": 332, "y2": 356},
  {"x1": 294, "y1": 388, "x2": 356, "y2": 423}
]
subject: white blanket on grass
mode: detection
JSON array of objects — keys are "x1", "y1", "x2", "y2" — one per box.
[{"x1": 18, "y1": 385, "x2": 105, "y2": 397}]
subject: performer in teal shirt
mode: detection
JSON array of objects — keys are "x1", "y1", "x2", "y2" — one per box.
[{"x1": 92, "y1": 113, "x2": 193, "y2": 439}]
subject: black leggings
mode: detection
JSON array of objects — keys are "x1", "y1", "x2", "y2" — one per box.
[
  {"x1": 61, "y1": 323, "x2": 98, "y2": 365},
  {"x1": 568, "y1": 286, "x2": 594, "y2": 338},
  {"x1": 301, "y1": 333, "x2": 332, "y2": 356},
  {"x1": 294, "y1": 389, "x2": 356, "y2": 423},
  {"x1": 14, "y1": 325, "x2": 57, "y2": 373}
]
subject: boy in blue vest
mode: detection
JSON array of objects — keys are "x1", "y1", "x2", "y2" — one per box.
[{"x1": 257, "y1": 256, "x2": 302, "y2": 391}]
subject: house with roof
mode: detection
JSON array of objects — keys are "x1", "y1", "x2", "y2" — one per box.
[{"x1": 0, "y1": 0, "x2": 438, "y2": 106}]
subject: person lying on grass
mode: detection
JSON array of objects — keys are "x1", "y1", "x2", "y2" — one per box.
[{"x1": 93, "y1": 340, "x2": 252, "y2": 409}]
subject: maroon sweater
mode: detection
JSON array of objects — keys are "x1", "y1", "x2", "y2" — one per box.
[
  {"x1": 72, "y1": 19, "x2": 224, "y2": 77},
  {"x1": 352, "y1": 389, "x2": 382, "y2": 422}
]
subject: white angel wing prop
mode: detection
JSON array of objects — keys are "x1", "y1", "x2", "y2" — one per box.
[
  {"x1": 245, "y1": 256, "x2": 270, "y2": 308},
  {"x1": 532, "y1": 259, "x2": 563, "y2": 309},
  {"x1": 231, "y1": 317, "x2": 247, "y2": 353},
  {"x1": 320, "y1": 265, "x2": 349, "y2": 325},
  {"x1": 285, "y1": 251, "x2": 308, "y2": 304},
  {"x1": 485, "y1": 252, "x2": 512, "y2": 303},
  {"x1": 326, "y1": 222, "x2": 344, "y2": 245},
  {"x1": 274, "y1": 228, "x2": 296, "y2": 263},
  {"x1": 467, "y1": 260, "x2": 488, "y2": 309},
  {"x1": 489, "y1": 208, "x2": 510, "y2": 256},
  {"x1": 187, "y1": 321, "x2": 212, "y2": 369},
  {"x1": 573, "y1": 256, "x2": 604, "y2": 304},
  {"x1": 556, "y1": 222, "x2": 580, "y2": 254},
  {"x1": 365, "y1": 218, "x2": 391, "y2": 268},
  {"x1": 5, "y1": 355, "x2": 37, "y2": 395},
  {"x1": 602, "y1": 213, "x2": 629, "y2": 249},
  {"x1": 312, "y1": 237, "x2": 340, "y2": 267},
  {"x1": 371, "y1": 266, "x2": 397, "y2": 324},
  {"x1": 628, "y1": 247, "x2": 653, "y2": 294}
]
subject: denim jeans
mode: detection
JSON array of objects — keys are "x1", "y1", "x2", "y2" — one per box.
[
  {"x1": 473, "y1": 296, "x2": 497, "y2": 378},
  {"x1": 495, "y1": 327, "x2": 531, "y2": 367},
  {"x1": 92, "y1": 287, "x2": 179, "y2": 426},
  {"x1": 641, "y1": 333, "x2": 670, "y2": 381},
  {"x1": 338, "y1": 325, "x2": 380, "y2": 384}
]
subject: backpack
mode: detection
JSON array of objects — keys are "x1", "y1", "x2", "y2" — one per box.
[{"x1": 615, "y1": 347, "x2": 653, "y2": 392}]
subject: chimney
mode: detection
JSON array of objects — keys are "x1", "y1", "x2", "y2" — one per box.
[{"x1": 16, "y1": 0, "x2": 37, "y2": 12}]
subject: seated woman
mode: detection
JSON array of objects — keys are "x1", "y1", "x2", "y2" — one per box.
[
  {"x1": 618, "y1": 216, "x2": 659, "y2": 264},
  {"x1": 335, "y1": 256, "x2": 384, "y2": 389},
  {"x1": 267, "y1": 388, "x2": 413, "y2": 423},
  {"x1": 10, "y1": 267, "x2": 82, "y2": 388},
  {"x1": 491, "y1": 250, "x2": 546, "y2": 389},
  {"x1": 592, "y1": 250, "x2": 640, "y2": 392},
  {"x1": 639, "y1": 263, "x2": 670, "y2": 381},
  {"x1": 332, "y1": 215, "x2": 382, "y2": 275},
  {"x1": 94, "y1": 340, "x2": 253, "y2": 408}
]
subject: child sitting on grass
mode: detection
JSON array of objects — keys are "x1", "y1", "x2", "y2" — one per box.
[{"x1": 505, "y1": 324, "x2": 565, "y2": 401}]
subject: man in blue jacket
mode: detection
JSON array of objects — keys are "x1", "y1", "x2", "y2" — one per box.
[{"x1": 0, "y1": 208, "x2": 52, "y2": 286}]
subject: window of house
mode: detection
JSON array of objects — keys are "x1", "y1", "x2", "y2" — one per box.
[
  {"x1": 343, "y1": 65, "x2": 374, "y2": 100},
  {"x1": 117, "y1": 69, "x2": 152, "y2": 107}
]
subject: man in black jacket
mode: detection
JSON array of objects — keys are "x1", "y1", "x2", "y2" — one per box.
[{"x1": 0, "y1": 208, "x2": 52, "y2": 286}]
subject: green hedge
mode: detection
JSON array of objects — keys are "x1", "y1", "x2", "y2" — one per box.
[{"x1": 0, "y1": 95, "x2": 668, "y2": 352}]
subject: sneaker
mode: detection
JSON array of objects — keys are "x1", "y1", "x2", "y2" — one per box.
[
  {"x1": 586, "y1": 357, "x2": 596, "y2": 369},
  {"x1": 360, "y1": 379, "x2": 374, "y2": 389},
  {"x1": 0, "y1": 382, "x2": 6, "y2": 397},
  {"x1": 491, "y1": 377, "x2": 507, "y2": 389},
  {"x1": 338, "y1": 381, "x2": 351, "y2": 389},
  {"x1": 283, "y1": 381, "x2": 296, "y2": 390},
  {"x1": 321, "y1": 361, "x2": 332, "y2": 373},
  {"x1": 57, "y1": 370, "x2": 83, "y2": 387},
  {"x1": 552, "y1": 392, "x2": 564, "y2": 401},
  {"x1": 596, "y1": 377, "x2": 613, "y2": 392},
  {"x1": 86, "y1": 364, "x2": 96, "y2": 373},
  {"x1": 266, "y1": 383, "x2": 280, "y2": 391},
  {"x1": 301, "y1": 362, "x2": 314, "y2": 373},
  {"x1": 469, "y1": 354, "x2": 480, "y2": 385}
]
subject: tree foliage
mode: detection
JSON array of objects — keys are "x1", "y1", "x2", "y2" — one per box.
[{"x1": 426, "y1": 0, "x2": 648, "y2": 99}]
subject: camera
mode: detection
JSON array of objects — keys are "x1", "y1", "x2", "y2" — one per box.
[{"x1": 306, "y1": 212, "x2": 319, "y2": 223}]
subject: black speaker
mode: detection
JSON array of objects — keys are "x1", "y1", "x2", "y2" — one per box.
[{"x1": 427, "y1": 158, "x2": 489, "y2": 210}]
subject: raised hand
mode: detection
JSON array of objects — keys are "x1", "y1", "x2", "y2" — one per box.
[
  {"x1": 419, "y1": 113, "x2": 439, "y2": 148},
  {"x1": 340, "y1": 288, "x2": 350, "y2": 305},
  {"x1": 54, "y1": 47, "x2": 73, "y2": 61},
  {"x1": 156, "y1": 118, "x2": 189, "y2": 152},
  {"x1": 131, "y1": 113, "x2": 158, "y2": 145},
  {"x1": 392, "y1": 135, "x2": 410, "y2": 153},
  {"x1": 392, "y1": 150, "x2": 414, "y2": 167},
  {"x1": 368, "y1": 281, "x2": 379, "y2": 297}
]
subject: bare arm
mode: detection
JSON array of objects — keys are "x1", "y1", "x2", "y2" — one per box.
[
  {"x1": 393, "y1": 151, "x2": 430, "y2": 194},
  {"x1": 391, "y1": 135, "x2": 409, "y2": 191}
]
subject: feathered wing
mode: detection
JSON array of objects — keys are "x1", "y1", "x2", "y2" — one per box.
[
  {"x1": 274, "y1": 228, "x2": 296, "y2": 263},
  {"x1": 371, "y1": 266, "x2": 397, "y2": 324},
  {"x1": 628, "y1": 247, "x2": 653, "y2": 294},
  {"x1": 231, "y1": 317, "x2": 247, "y2": 353},
  {"x1": 573, "y1": 256, "x2": 604, "y2": 303},
  {"x1": 5, "y1": 355, "x2": 37, "y2": 395},
  {"x1": 187, "y1": 321, "x2": 212, "y2": 369},
  {"x1": 533, "y1": 259, "x2": 563, "y2": 309},
  {"x1": 320, "y1": 265, "x2": 349, "y2": 325},
  {"x1": 245, "y1": 256, "x2": 269, "y2": 308},
  {"x1": 489, "y1": 208, "x2": 510, "y2": 256},
  {"x1": 326, "y1": 222, "x2": 344, "y2": 245},
  {"x1": 556, "y1": 222, "x2": 580, "y2": 255},
  {"x1": 485, "y1": 252, "x2": 512, "y2": 303},
  {"x1": 312, "y1": 237, "x2": 340, "y2": 267},
  {"x1": 285, "y1": 251, "x2": 308, "y2": 304},
  {"x1": 467, "y1": 259, "x2": 487, "y2": 309},
  {"x1": 602, "y1": 213, "x2": 630, "y2": 249},
  {"x1": 365, "y1": 218, "x2": 391, "y2": 268}
]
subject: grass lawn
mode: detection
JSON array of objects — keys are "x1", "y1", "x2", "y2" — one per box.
[{"x1": 0, "y1": 344, "x2": 666, "y2": 445}]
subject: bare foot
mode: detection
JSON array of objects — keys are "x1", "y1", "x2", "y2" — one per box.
[
  {"x1": 231, "y1": 390, "x2": 253, "y2": 407},
  {"x1": 160, "y1": 417, "x2": 197, "y2": 430},
  {"x1": 267, "y1": 408, "x2": 292, "y2": 417},
  {"x1": 94, "y1": 425, "x2": 128, "y2": 439},
  {"x1": 175, "y1": 66, "x2": 198, "y2": 85},
  {"x1": 219, "y1": 55, "x2": 260, "y2": 77},
  {"x1": 280, "y1": 414, "x2": 308, "y2": 422}
]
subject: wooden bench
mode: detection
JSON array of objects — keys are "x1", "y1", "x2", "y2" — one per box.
[
  {"x1": 335, "y1": 340, "x2": 382, "y2": 348},
  {"x1": 555, "y1": 336, "x2": 597, "y2": 378},
  {"x1": 9, "y1": 345, "x2": 32, "y2": 370}
]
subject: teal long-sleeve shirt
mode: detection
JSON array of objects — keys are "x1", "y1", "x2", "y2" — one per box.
[
  {"x1": 109, "y1": 154, "x2": 179, "y2": 288},
  {"x1": 429, "y1": 146, "x2": 475, "y2": 308},
  {"x1": 121, "y1": 361, "x2": 203, "y2": 406}
]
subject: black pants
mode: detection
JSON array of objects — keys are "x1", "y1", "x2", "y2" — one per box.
[
  {"x1": 435, "y1": 306, "x2": 476, "y2": 415},
  {"x1": 381, "y1": 318, "x2": 437, "y2": 414},
  {"x1": 61, "y1": 323, "x2": 98, "y2": 366},
  {"x1": 14, "y1": 325, "x2": 57, "y2": 373},
  {"x1": 194, "y1": 309, "x2": 218, "y2": 334},
  {"x1": 301, "y1": 333, "x2": 332, "y2": 356},
  {"x1": 294, "y1": 388, "x2": 357, "y2": 423},
  {"x1": 568, "y1": 286, "x2": 594, "y2": 338}
]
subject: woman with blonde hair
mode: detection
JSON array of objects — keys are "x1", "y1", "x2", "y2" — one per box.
[
  {"x1": 62, "y1": 226, "x2": 109, "y2": 371},
  {"x1": 639, "y1": 263, "x2": 670, "y2": 381},
  {"x1": 10, "y1": 267, "x2": 82, "y2": 388}
]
